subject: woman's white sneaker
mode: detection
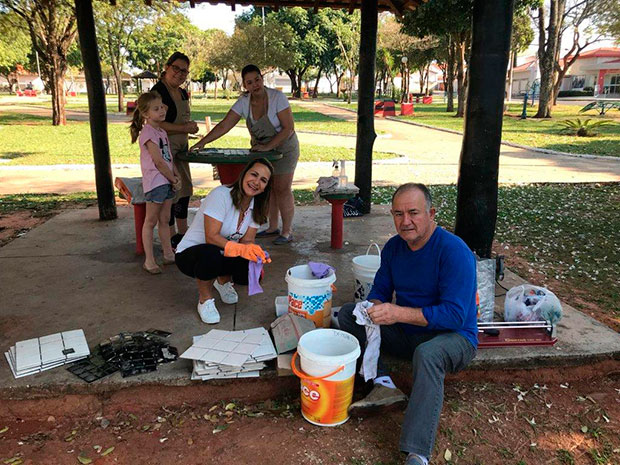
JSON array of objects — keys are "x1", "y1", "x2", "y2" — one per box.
[
  {"x1": 197, "y1": 298, "x2": 220, "y2": 324},
  {"x1": 213, "y1": 280, "x2": 239, "y2": 304}
]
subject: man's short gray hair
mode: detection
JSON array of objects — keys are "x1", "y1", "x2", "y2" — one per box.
[{"x1": 391, "y1": 183, "x2": 433, "y2": 212}]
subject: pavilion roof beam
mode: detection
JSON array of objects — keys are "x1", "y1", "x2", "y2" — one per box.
[
  {"x1": 348, "y1": 0, "x2": 356, "y2": 14},
  {"x1": 384, "y1": 0, "x2": 403, "y2": 16}
]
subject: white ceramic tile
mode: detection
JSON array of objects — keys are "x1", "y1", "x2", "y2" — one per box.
[
  {"x1": 221, "y1": 352, "x2": 249, "y2": 367},
  {"x1": 241, "y1": 333, "x2": 265, "y2": 345},
  {"x1": 179, "y1": 346, "x2": 208, "y2": 360},
  {"x1": 40, "y1": 341, "x2": 65, "y2": 364},
  {"x1": 15, "y1": 338, "x2": 41, "y2": 371},
  {"x1": 234, "y1": 343, "x2": 259, "y2": 355},
  {"x1": 39, "y1": 333, "x2": 62, "y2": 345},
  {"x1": 202, "y1": 349, "x2": 229, "y2": 364},
  {"x1": 224, "y1": 332, "x2": 247, "y2": 343},
  {"x1": 214, "y1": 339, "x2": 240, "y2": 352}
]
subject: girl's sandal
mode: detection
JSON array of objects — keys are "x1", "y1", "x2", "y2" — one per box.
[
  {"x1": 143, "y1": 263, "x2": 162, "y2": 275},
  {"x1": 162, "y1": 257, "x2": 176, "y2": 265}
]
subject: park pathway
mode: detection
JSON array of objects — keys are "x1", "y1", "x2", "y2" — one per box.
[{"x1": 1, "y1": 101, "x2": 618, "y2": 195}]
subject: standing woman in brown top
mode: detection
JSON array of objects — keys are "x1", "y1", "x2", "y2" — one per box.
[{"x1": 151, "y1": 52, "x2": 199, "y2": 248}]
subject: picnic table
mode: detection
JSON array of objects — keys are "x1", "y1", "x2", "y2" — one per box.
[
  {"x1": 579, "y1": 100, "x2": 620, "y2": 116},
  {"x1": 177, "y1": 148, "x2": 282, "y2": 184}
]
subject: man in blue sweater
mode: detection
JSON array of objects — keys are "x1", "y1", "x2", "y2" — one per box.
[{"x1": 338, "y1": 183, "x2": 478, "y2": 465}]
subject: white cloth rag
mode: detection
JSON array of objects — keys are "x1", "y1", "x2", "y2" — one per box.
[{"x1": 353, "y1": 300, "x2": 381, "y2": 382}]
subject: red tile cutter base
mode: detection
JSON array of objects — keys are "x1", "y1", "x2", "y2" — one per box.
[{"x1": 477, "y1": 321, "x2": 557, "y2": 348}]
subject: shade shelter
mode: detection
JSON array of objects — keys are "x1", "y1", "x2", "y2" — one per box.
[
  {"x1": 74, "y1": 0, "x2": 513, "y2": 258},
  {"x1": 132, "y1": 70, "x2": 158, "y2": 94}
]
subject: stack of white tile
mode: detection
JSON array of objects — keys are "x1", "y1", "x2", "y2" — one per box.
[
  {"x1": 180, "y1": 328, "x2": 277, "y2": 380},
  {"x1": 4, "y1": 330, "x2": 90, "y2": 379}
]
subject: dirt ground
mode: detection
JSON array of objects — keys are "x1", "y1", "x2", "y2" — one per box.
[
  {"x1": 0, "y1": 367, "x2": 618, "y2": 465},
  {"x1": 1, "y1": 206, "x2": 619, "y2": 465}
]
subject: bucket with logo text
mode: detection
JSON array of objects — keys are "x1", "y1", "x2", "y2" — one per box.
[
  {"x1": 286, "y1": 265, "x2": 336, "y2": 328},
  {"x1": 352, "y1": 244, "x2": 381, "y2": 302},
  {"x1": 292, "y1": 329, "x2": 361, "y2": 426}
]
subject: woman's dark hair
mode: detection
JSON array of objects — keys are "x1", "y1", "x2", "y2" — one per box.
[
  {"x1": 166, "y1": 51, "x2": 190, "y2": 67},
  {"x1": 241, "y1": 64, "x2": 262, "y2": 81},
  {"x1": 229, "y1": 158, "x2": 273, "y2": 225}
]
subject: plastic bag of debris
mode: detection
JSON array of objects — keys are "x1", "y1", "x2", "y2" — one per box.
[
  {"x1": 504, "y1": 284, "x2": 562, "y2": 324},
  {"x1": 476, "y1": 256, "x2": 496, "y2": 323}
]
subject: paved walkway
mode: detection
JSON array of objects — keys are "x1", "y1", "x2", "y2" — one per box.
[
  {"x1": 1, "y1": 205, "x2": 618, "y2": 399},
  {"x1": 1, "y1": 102, "x2": 618, "y2": 195}
]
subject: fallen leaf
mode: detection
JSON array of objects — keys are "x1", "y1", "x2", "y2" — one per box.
[
  {"x1": 213, "y1": 425, "x2": 228, "y2": 434},
  {"x1": 225, "y1": 403, "x2": 235, "y2": 411},
  {"x1": 159, "y1": 438, "x2": 168, "y2": 443},
  {"x1": 444, "y1": 448, "x2": 452, "y2": 461},
  {"x1": 187, "y1": 438, "x2": 194, "y2": 445},
  {"x1": 581, "y1": 425, "x2": 588, "y2": 433},
  {"x1": 92, "y1": 445, "x2": 102, "y2": 453},
  {"x1": 128, "y1": 414, "x2": 138, "y2": 421},
  {"x1": 77, "y1": 455, "x2": 92, "y2": 464},
  {"x1": 101, "y1": 446, "x2": 115, "y2": 456},
  {"x1": 0, "y1": 426, "x2": 8, "y2": 434},
  {"x1": 209, "y1": 405, "x2": 218, "y2": 412}
]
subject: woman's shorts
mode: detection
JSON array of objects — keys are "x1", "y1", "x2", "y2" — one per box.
[{"x1": 145, "y1": 184, "x2": 174, "y2": 204}]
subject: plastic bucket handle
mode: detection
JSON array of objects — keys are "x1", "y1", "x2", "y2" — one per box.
[
  {"x1": 366, "y1": 243, "x2": 381, "y2": 256},
  {"x1": 290, "y1": 351, "x2": 345, "y2": 381}
]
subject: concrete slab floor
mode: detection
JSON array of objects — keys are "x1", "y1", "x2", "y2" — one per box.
[{"x1": 0, "y1": 205, "x2": 618, "y2": 400}]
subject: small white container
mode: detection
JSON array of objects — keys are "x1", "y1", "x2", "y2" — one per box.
[{"x1": 275, "y1": 296, "x2": 288, "y2": 317}]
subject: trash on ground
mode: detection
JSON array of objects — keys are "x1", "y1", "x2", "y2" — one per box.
[{"x1": 4, "y1": 329, "x2": 89, "y2": 379}]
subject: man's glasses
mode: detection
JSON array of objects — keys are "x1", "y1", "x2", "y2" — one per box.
[{"x1": 170, "y1": 64, "x2": 189, "y2": 76}]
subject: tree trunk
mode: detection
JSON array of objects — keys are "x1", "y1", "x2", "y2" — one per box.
[
  {"x1": 534, "y1": 0, "x2": 565, "y2": 118},
  {"x1": 214, "y1": 75, "x2": 218, "y2": 99},
  {"x1": 455, "y1": 37, "x2": 466, "y2": 117},
  {"x1": 335, "y1": 71, "x2": 343, "y2": 99},
  {"x1": 447, "y1": 38, "x2": 455, "y2": 112},
  {"x1": 49, "y1": 59, "x2": 67, "y2": 126},
  {"x1": 312, "y1": 66, "x2": 322, "y2": 98},
  {"x1": 455, "y1": 0, "x2": 513, "y2": 257},
  {"x1": 354, "y1": 0, "x2": 377, "y2": 214},
  {"x1": 112, "y1": 66, "x2": 123, "y2": 113}
]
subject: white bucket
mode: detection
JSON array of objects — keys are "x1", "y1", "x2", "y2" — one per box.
[
  {"x1": 352, "y1": 244, "x2": 381, "y2": 302},
  {"x1": 292, "y1": 329, "x2": 361, "y2": 426},
  {"x1": 286, "y1": 265, "x2": 336, "y2": 328}
]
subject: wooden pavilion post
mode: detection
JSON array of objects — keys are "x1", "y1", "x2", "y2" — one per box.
[
  {"x1": 354, "y1": 0, "x2": 378, "y2": 214},
  {"x1": 454, "y1": 0, "x2": 513, "y2": 257},
  {"x1": 75, "y1": 0, "x2": 117, "y2": 220}
]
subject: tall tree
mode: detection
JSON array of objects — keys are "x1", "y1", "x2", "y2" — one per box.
[
  {"x1": 595, "y1": 0, "x2": 620, "y2": 41},
  {"x1": 127, "y1": 11, "x2": 190, "y2": 76},
  {"x1": 552, "y1": 0, "x2": 607, "y2": 104},
  {"x1": 94, "y1": 0, "x2": 155, "y2": 112},
  {"x1": 401, "y1": 0, "x2": 473, "y2": 116},
  {"x1": 532, "y1": 0, "x2": 566, "y2": 118},
  {"x1": 324, "y1": 10, "x2": 360, "y2": 104},
  {"x1": 229, "y1": 15, "x2": 295, "y2": 72},
  {"x1": 1, "y1": 0, "x2": 78, "y2": 125},
  {"x1": 506, "y1": 6, "x2": 535, "y2": 101},
  {"x1": 0, "y1": 11, "x2": 31, "y2": 91},
  {"x1": 239, "y1": 7, "x2": 327, "y2": 98},
  {"x1": 207, "y1": 29, "x2": 233, "y2": 97}
]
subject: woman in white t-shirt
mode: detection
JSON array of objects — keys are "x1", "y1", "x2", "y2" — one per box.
[
  {"x1": 175, "y1": 159, "x2": 273, "y2": 324},
  {"x1": 191, "y1": 64, "x2": 299, "y2": 245}
]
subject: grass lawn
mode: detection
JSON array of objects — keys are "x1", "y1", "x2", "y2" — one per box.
[
  {"x1": 0, "y1": 113, "x2": 396, "y2": 165},
  {"x1": 332, "y1": 101, "x2": 620, "y2": 157},
  {"x1": 1, "y1": 94, "x2": 362, "y2": 135},
  {"x1": 2, "y1": 183, "x2": 617, "y2": 328}
]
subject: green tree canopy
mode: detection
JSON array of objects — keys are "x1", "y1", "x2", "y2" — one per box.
[{"x1": 0, "y1": 11, "x2": 31, "y2": 88}]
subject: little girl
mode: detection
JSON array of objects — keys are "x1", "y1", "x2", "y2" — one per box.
[{"x1": 130, "y1": 91, "x2": 180, "y2": 274}]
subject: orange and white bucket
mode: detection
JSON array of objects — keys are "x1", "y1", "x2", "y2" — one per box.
[{"x1": 292, "y1": 329, "x2": 360, "y2": 426}]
